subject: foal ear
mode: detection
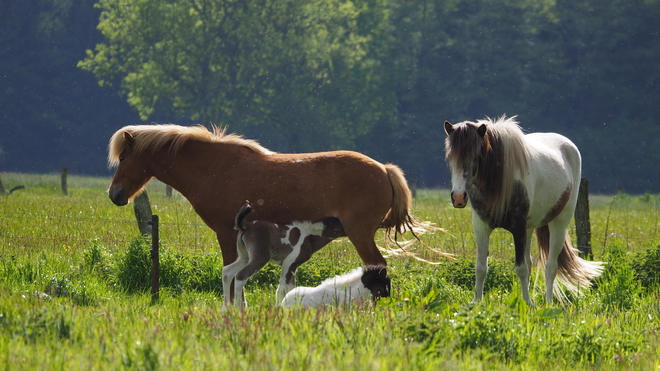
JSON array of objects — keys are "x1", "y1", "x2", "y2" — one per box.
[
  {"x1": 444, "y1": 121, "x2": 455, "y2": 135},
  {"x1": 477, "y1": 123, "x2": 487, "y2": 138},
  {"x1": 123, "y1": 131, "x2": 135, "y2": 149}
]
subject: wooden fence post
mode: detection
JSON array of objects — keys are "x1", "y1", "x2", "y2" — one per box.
[
  {"x1": 60, "y1": 167, "x2": 68, "y2": 196},
  {"x1": 410, "y1": 179, "x2": 417, "y2": 199},
  {"x1": 0, "y1": 175, "x2": 24, "y2": 195},
  {"x1": 574, "y1": 177, "x2": 592, "y2": 259},
  {"x1": 149, "y1": 214, "x2": 160, "y2": 302},
  {"x1": 133, "y1": 191, "x2": 153, "y2": 236},
  {"x1": 165, "y1": 185, "x2": 173, "y2": 198}
]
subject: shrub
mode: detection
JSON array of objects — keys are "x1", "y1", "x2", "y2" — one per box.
[
  {"x1": 109, "y1": 237, "x2": 152, "y2": 293},
  {"x1": 595, "y1": 242, "x2": 642, "y2": 310},
  {"x1": 632, "y1": 244, "x2": 660, "y2": 289}
]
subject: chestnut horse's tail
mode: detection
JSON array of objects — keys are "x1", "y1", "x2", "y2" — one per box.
[
  {"x1": 381, "y1": 164, "x2": 454, "y2": 261},
  {"x1": 536, "y1": 225, "x2": 604, "y2": 303}
]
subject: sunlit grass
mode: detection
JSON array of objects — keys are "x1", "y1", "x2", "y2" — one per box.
[{"x1": 1, "y1": 172, "x2": 660, "y2": 369}]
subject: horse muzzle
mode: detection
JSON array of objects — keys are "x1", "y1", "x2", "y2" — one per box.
[
  {"x1": 450, "y1": 191, "x2": 468, "y2": 208},
  {"x1": 108, "y1": 187, "x2": 129, "y2": 206}
]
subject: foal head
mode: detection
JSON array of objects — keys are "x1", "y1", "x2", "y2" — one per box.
[{"x1": 360, "y1": 266, "x2": 391, "y2": 300}]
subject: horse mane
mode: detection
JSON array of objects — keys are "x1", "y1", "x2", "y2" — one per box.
[
  {"x1": 446, "y1": 116, "x2": 530, "y2": 224},
  {"x1": 108, "y1": 124, "x2": 273, "y2": 167}
]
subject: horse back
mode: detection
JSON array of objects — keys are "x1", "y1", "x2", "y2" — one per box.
[
  {"x1": 230, "y1": 151, "x2": 395, "y2": 223},
  {"x1": 523, "y1": 132, "x2": 581, "y2": 226}
]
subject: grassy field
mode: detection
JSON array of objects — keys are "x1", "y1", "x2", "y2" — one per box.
[{"x1": 1, "y1": 172, "x2": 660, "y2": 370}]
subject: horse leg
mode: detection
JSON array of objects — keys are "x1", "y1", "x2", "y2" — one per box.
[
  {"x1": 342, "y1": 219, "x2": 387, "y2": 267},
  {"x1": 544, "y1": 219, "x2": 571, "y2": 303},
  {"x1": 513, "y1": 229, "x2": 534, "y2": 306},
  {"x1": 472, "y1": 213, "x2": 492, "y2": 303},
  {"x1": 221, "y1": 236, "x2": 248, "y2": 310}
]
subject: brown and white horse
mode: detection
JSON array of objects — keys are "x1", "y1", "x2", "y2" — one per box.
[
  {"x1": 444, "y1": 116, "x2": 603, "y2": 305},
  {"x1": 224, "y1": 201, "x2": 346, "y2": 310},
  {"x1": 107, "y1": 124, "x2": 436, "y2": 303}
]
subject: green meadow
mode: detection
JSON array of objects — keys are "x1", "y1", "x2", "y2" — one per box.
[{"x1": 1, "y1": 172, "x2": 660, "y2": 370}]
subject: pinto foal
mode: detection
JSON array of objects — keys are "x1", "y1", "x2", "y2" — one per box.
[
  {"x1": 222, "y1": 201, "x2": 346, "y2": 310},
  {"x1": 281, "y1": 266, "x2": 391, "y2": 308}
]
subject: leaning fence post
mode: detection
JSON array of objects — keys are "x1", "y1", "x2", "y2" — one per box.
[
  {"x1": 574, "y1": 177, "x2": 592, "y2": 259},
  {"x1": 133, "y1": 191, "x2": 153, "y2": 236},
  {"x1": 149, "y1": 214, "x2": 160, "y2": 302},
  {"x1": 0, "y1": 175, "x2": 24, "y2": 195},
  {"x1": 60, "y1": 167, "x2": 68, "y2": 195}
]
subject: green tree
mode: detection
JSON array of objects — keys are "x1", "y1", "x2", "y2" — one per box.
[{"x1": 79, "y1": 0, "x2": 394, "y2": 151}]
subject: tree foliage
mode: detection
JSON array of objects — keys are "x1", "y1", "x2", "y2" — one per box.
[
  {"x1": 79, "y1": 0, "x2": 395, "y2": 150},
  {"x1": 375, "y1": 0, "x2": 660, "y2": 190},
  {"x1": 2, "y1": 0, "x2": 660, "y2": 192}
]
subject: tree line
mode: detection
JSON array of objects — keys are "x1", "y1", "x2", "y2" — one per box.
[{"x1": 2, "y1": 0, "x2": 659, "y2": 193}]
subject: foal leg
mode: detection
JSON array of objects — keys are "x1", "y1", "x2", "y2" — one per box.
[
  {"x1": 277, "y1": 257, "x2": 300, "y2": 305},
  {"x1": 221, "y1": 237, "x2": 249, "y2": 310},
  {"x1": 275, "y1": 239, "x2": 306, "y2": 305},
  {"x1": 217, "y1": 230, "x2": 243, "y2": 305},
  {"x1": 234, "y1": 253, "x2": 271, "y2": 310},
  {"x1": 472, "y1": 213, "x2": 492, "y2": 304}
]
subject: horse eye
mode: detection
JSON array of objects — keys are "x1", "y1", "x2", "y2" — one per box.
[{"x1": 119, "y1": 157, "x2": 126, "y2": 162}]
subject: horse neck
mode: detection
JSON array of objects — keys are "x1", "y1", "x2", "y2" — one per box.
[{"x1": 148, "y1": 141, "x2": 247, "y2": 197}]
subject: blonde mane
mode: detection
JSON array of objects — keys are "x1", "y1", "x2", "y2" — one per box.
[
  {"x1": 477, "y1": 116, "x2": 530, "y2": 223},
  {"x1": 108, "y1": 124, "x2": 273, "y2": 167},
  {"x1": 445, "y1": 116, "x2": 530, "y2": 225}
]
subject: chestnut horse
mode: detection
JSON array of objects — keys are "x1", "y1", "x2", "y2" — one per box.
[
  {"x1": 444, "y1": 116, "x2": 603, "y2": 305},
  {"x1": 107, "y1": 124, "x2": 436, "y2": 302}
]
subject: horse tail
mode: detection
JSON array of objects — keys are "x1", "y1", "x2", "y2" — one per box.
[
  {"x1": 381, "y1": 164, "x2": 414, "y2": 234},
  {"x1": 381, "y1": 164, "x2": 454, "y2": 261},
  {"x1": 536, "y1": 225, "x2": 604, "y2": 302},
  {"x1": 234, "y1": 201, "x2": 254, "y2": 232}
]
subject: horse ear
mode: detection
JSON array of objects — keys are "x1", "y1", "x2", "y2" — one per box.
[
  {"x1": 123, "y1": 131, "x2": 135, "y2": 149},
  {"x1": 444, "y1": 121, "x2": 454, "y2": 135},
  {"x1": 477, "y1": 124, "x2": 487, "y2": 138}
]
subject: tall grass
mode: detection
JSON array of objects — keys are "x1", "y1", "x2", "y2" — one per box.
[{"x1": 1, "y1": 173, "x2": 660, "y2": 369}]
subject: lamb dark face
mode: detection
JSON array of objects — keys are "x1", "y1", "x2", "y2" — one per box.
[{"x1": 361, "y1": 266, "x2": 391, "y2": 300}]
